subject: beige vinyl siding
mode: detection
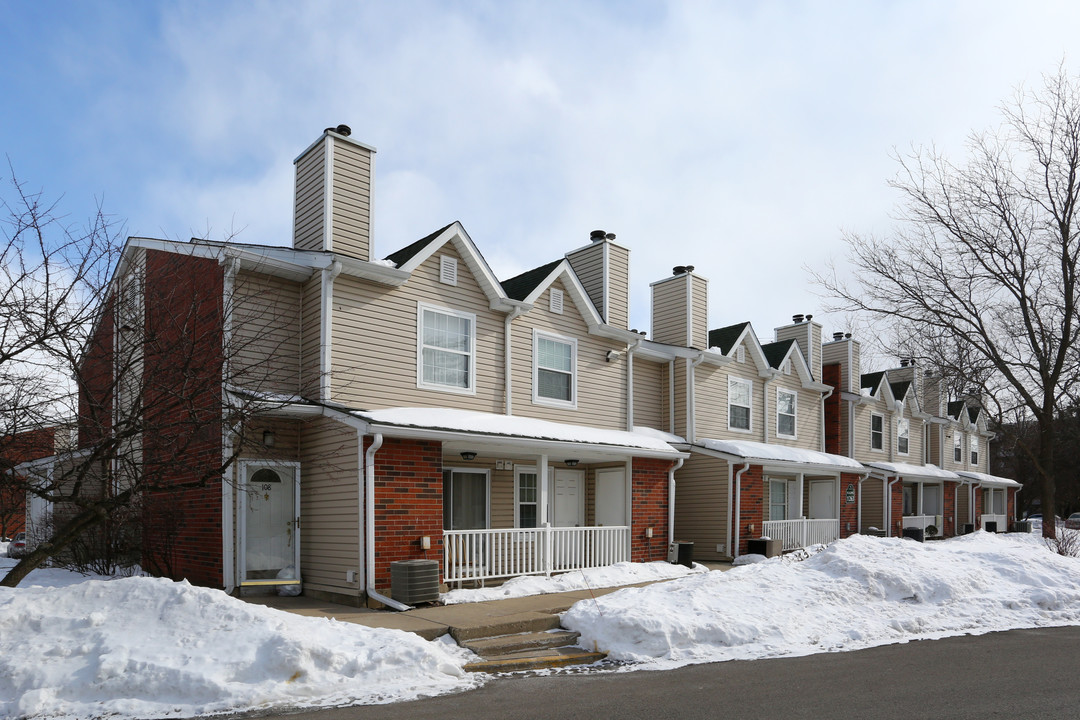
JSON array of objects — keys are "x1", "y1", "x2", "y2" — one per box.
[
  {"x1": 942, "y1": 424, "x2": 966, "y2": 472},
  {"x1": 770, "y1": 372, "x2": 822, "y2": 451},
  {"x1": 298, "y1": 418, "x2": 360, "y2": 597},
  {"x1": 894, "y1": 407, "x2": 923, "y2": 463},
  {"x1": 928, "y1": 422, "x2": 942, "y2": 467},
  {"x1": 861, "y1": 477, "x2": 886, "y2": 532},
  {"x1": 300, "y1": 274, "x2": 321, "y2": 397},
  {"x1": 633, "y1": 358, "x2": 664, "y2": 430},
  {"x1": 231, "y1": 271, "x2": 301, "y2": 395},
  {"x1": 851, "y1": 401, "x2": 888, "y2": 462},
  {"x1": 237, "y1": 418, "x2": 301, "y2": 460},
  {"x1": 690, "y1": 275, "x2": 708, "y2": 349},
  {"x1": 957, "y1": 484, "x2": 971, "y2": 525},
  {"x1": 673, "y1": 358, "x2": 687, "y2": 439},
  {"x1": 674, "y1": 453, "x2": 730, "y2": 560},
  {"x1": 566, "y1": 243, "x2": 604, "y2": 320},
  {"x1": 607, "y1": 243, "x2": 630, "y2": 329},
  {"x1": 330, "y1": 241, "x2": 504, "y2": 412},
  {"x1": 692, "y1": 349, "x2": 764, "y2": 442},
  {"x1": 650, "y1": 276, "x2": 687, "y2": 346},
  {"x1": 512, "y1": 279, "x2": 626, "y2": 429},
  {"x1": 330, "y1": 137, "x2": 372, "y2": 261},
  {"x1": 293, "y1": 139, "x2": 325, "y2": 252}
]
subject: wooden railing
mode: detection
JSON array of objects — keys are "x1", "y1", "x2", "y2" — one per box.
[
  {"x1": 443, "y1": 525, "x2": 630, "y2": 584},
  {"x1": 760, "y1": 518, "x2": 840, "y2": 551}
]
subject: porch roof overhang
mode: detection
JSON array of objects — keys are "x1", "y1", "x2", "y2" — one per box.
[
  {"x1": 867, "y1": 461, "x2": 961, "y2": 483},
  {"x1": 956, "y1": 470, "x2": 1022, "y2": 488},
  {"x1": 345, "y1": 407, "x2": 689, "y2": 462},
  {"x1": 224, "y1": 387, "x2": 323, "y2": 417},
  {"x1": 692, "y1": 438, "x2": 867, "y2": 475}
]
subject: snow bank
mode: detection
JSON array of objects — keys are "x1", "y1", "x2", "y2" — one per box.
[
  {"x1": 442, "y1": 561, "x2": 706, "y2": 604},
  {"x1": 563, "y1": 532, "x2": 1080, "y2": 668},
  {"x1": 0, "y1": 576, "x2": 479, "y2": 719}
]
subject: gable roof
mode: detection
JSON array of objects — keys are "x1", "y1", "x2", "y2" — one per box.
[
  {"x1": 761, "y1": 338, "x2": 797, "y2": 369},
  {"x1": 500, "y1": 259, "x2": 564, "y2": 301},
  {"x1": 861, "y1": 371, "x2": 886, "y2": 395},
  {"x1": 890, "y1": 380, "x2": 912, "y2": 402},
  {"x1": 947, "y1": 400, "x2": 966, "y2": 420},
  {"x1": 708, "y1": 323, "x2": 751, "y2": 354},
  {"x1": 968, "y1": 406, "x2": 982, "y2": 424},
  {"x1": 384, "y1": 222, "x2": 455, "y2": 267}
]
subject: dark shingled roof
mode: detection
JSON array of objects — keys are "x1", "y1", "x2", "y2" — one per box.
[
  {"x1": 968, "y1": 406, "x2": 981, "y2": 423},
  {"x1": 761, "y1": 338, "x2": 796, "y2": 369},
  {"x1": 890, "y1": 380, "x2": 912, "y2": 401},
  {"x1": 708, "y1": 322, "x2": 751, "y2": 354},
  {"x1": 384, "y1": 222, "x2": 456, "y2": 267},
  {"x1": 947, "y1": 400, "x2": 966, "y2": 419},
  {"x1": 500, "y1": 259, "x2": 564, "y2": 301},
  {"x1": 861, "y1": 371, "x2": 886, "y2": 393}
]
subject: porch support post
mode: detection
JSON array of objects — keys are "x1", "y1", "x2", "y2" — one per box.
[
  {"x1": 795, "y1": 474, "x2": 805, "y2": 519},
  {"x1": 538, "y1": 454, "x2": 551, "y2": 576}
]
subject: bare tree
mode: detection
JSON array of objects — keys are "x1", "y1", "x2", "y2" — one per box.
[{"x1": 817, "y1": 66, "x2": 1080, "y2": 538}]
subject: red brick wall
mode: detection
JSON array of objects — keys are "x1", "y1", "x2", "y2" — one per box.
[
  {"x1": 888, "y1": 479, "x2": 903, "y2": 536},
  {"x1": 944, "y1": 482, "x2": 957, "y2": 537},
  {"x1": 370, "y1": 437, "x2": 443, "y2": 591},
  {"x1": 823, "y1": 364, "x2": 843, "y2": 455},
  {"x1": 631, "y1": 458, "x2": 672, "y2": 561},
  {"x1": 141, "y1": 250, "x2": 224, "y2": 586},
  {"x1": 974, "y1": 487, "x2": 984, "y2": 528},
  {"x1": 78, "y1": 295, "x2": 114, "y2": 448},
  {"x1": 0, "y1": 427, "x2": 57, "y2": 537},
  {"x1": 1008, "y1": 488, "x2": 1017, "y2": 524},
  {"x1": 736, "y1": 464, "x2": 764, "y2": 556},
  {"x1": 839, "y1": 472, "x2": 859, "y2": 538}
]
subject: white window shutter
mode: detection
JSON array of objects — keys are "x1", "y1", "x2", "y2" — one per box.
[
  {"x1": 439, "y1": 256, "x2": 458, "y2": 286},
  {"x1": 550, "y1": 288, "x2": 564, "y2": 314}
]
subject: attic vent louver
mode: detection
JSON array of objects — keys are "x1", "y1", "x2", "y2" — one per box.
[
  {"x1": 550, "y1": 288, "x2": 564, "y2": 314},
  {"x1": 439, "y1": 255, "x2": 458, "y2": 286}
]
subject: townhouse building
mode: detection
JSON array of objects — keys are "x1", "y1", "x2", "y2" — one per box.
[{"x1": 51, "y1": 126, "x2": 1021, "y2": 607}]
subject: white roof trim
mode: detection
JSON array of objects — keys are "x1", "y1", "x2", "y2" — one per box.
[
  {"x1": 957, "y1": 470, "x2": 1022, "y2": 488},
  {"x1": 694, "y1": 437, "x2": 866, "y2": 472},
  {"x1": 518, "y1": 261, "x2": 604, "y2": 328},
  {"x1": 395, "y1": 223, "x2": 510, "y2": 308},
  {"x1": 866, "y1": 461, "x2": 960, "y2": 482}
]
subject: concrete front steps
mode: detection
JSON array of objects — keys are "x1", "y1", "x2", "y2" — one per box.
[{"x1": 453, "y1": 611, "x2": 606, "y2": 673}]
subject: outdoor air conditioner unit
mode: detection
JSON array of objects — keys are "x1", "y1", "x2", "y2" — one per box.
[{"x1": 390, "y1": 559, "x2": 440, "y2": 605}]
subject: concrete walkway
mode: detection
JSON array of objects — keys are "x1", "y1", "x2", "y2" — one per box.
[{"x1": 247, "y1": 561, "x2": 731, "y2": 641}]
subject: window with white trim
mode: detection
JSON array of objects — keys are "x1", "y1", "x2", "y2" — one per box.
[
  {"x1": 953, "y1": 432, "x2": 963, "y2": 463},
  {"x1": 776, "y1": 388, "x2": 796, "y2": 438},
  {"x1": 870, "y1": 413, "x2": 883, "y2": 450},
  {"x1": 417, "y1": 303, "x2": 475, "y2": 393},
  {"x1": 969, "y1": 434, "x2": 979, "y2": 466},
  {"x1": 769, "y1": 480, "x2": 788, "y2": 521},
  {"x1": 728, "y1": 377, "x2": 752, "y2": 431},
  {"x1": 897, "y1": 417, "x2": 910, "y2": 455},
  {"x1": 533, "y1": 331, "x2": 576, "y2": 407},
  {"x1": 515, "y1": 468, "x2": 538, "y2": 528}
]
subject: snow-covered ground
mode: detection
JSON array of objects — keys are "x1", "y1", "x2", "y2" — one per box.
[
  {"x1": 563, "y1": 531, "x2": 1080, "y2": 668},
  {"x1": 0, "y1": 558, "x2": 480, "y2": 720},
  {"x1": 441, "y1": 560, "x2": 706, "y2": 604}
]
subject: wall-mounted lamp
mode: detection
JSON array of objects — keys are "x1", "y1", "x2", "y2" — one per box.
[
  {"x1": 564, "y1": 459, "x2": 579, "y2": 467},
  {"x1": 460, "y1": 451, "x2": 477, "y2": 461},
  {"x1": 262, "y1": 430, "x2": 275, "y2": 448},
  {"x1": 605, "y1": 349, "x2": 623, "y2": 362},
  {"x1": 645, "y1": 527, "x2": 653, "y2": 538},
  {"x1": 419, "y1": 536, "x2": 431, "y2": 550}
]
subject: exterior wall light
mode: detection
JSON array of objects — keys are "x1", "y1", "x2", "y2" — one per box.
[
  {"x1": 564, "y1": 459, "x2": 579, "y2": 467},
  {"x1": 460, "y1": 451, "x2": 477, "y2": 461},
  {"x1": 262, "y1": 430, "x2": 275, "y2": 448}
]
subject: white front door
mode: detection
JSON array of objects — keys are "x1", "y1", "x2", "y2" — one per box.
[
  {"x1": 241, "y1": 462, "x2": 300, "y2": 585},
  {"x1": 594, "y1": 468, "x2": 626, "y2": 527},
  {"x1": 809, "y1": 480, "x2": 835, "y2": 519},
  {"x1": 552, "y1": 469, "x2": 584, "y2": 527}
]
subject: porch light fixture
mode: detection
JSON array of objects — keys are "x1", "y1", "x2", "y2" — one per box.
[
  {"x1": 564, "y1": 459, "x2": 579, "y2": 467},
  {"x1": 262, "y1": 430, "x2": 275, "y2": 448},
  {"x1": 460, "y1": 451, "x2": 477, "y2": 461},
  {"x1": 645, "y1": 527, "x2": 653, "y2": 538}
]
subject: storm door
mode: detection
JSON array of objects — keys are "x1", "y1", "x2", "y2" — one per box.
[{"x1": 241, "y1": 462, "x2": 300, "y2": 586}]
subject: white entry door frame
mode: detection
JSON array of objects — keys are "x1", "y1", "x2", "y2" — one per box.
[{"x1": 238, "y1": 460, "x2": 301, "y2": 587}]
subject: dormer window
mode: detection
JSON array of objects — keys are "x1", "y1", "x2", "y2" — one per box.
[
  {"x1": 970, "y1": 434, "x2": 979, "y2": 466},
  {"x1": 417, "y1": 302, "x2": 475, "y2": 393},
  {"x1": 729, "y1": 377, "x2": 752, "y2": 431},
  {"x1": 897, "y1": 417, "x2": 910, "y2": 455},
  {"x1": 953, "y1": 433, "x2": 963, "y2": 463},
  {"x1": 870, "y1": 413, "x2": 883, "y2": 451},
  {"x1": 777, "y1": 388, "x2": 796, "y2": 438}
]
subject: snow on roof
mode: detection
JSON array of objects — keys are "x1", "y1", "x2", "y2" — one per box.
[
  {"x1": 866, "y1": 461, "x2": 959, "y2": 480},
  {"x1": 632, "y1": 426, "x2": 687, "y2": 445},
  {"x1": 695, "y1": 438, "x2": 864, "y2": 469},
  {"x1": 353, "y1": 407, "x2": 681, "y2": 453},
  {"x1": 957, "y1": 470, "x2": 1022, "y2": 487}
]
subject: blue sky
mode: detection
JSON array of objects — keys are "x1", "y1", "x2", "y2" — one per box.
[{"x1": 2, "y1": 0, "x2": 1079, "y2": 350}]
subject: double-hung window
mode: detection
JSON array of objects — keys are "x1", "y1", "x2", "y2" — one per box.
[
  {"x1": 870, "y1": 413, "x2": 884, "y2": 450},
  {"x1": 516, "y1": 469, "x2": 538, "y2": 528},
  {"x1": 418, "y1": 303, "x2": 475, "y2": 393},
  {"x1": 970, "y1": 434, "x2": 979, "y2": 466},
  {"x1": 729, "y1": 377, "x2": 752, "y2": 431},
  {"x1": 953, "y1": 433, "x2": 963, "y2": 463},
  {"x1": 533, "y1": 331, "x2": 576, "y2": 407},
  {"x1": 769, "y1": 480, "x2": 788, "y2": 521},
  {"x1": 776, "y1": 388, "x2": 796, "y2": 438},
  {"x1": 897, "y1": 417, "x2": 910, "y2": 455}
]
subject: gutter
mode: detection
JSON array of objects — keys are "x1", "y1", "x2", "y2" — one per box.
[
  {"x1": 364, "y1": 433, "x2": 411, "y2": 611},
  {"x1": 762, "y1": 374, "x2": 774, "y2": 444},
  {"x1": 320, "y1": 261, "x2": 343, "y2": 401},
  {"x1": 626, "y1": 339, "x2": 642, "y2": 431},
  {"x1": 820, "y1": 386, "x2": 834, "y2": 453},
  {"x1": 220, "y1": 256, "x2": 241, "y2": 595},
  {"x1": 732, "y1": 462, "x2": 751, "y2": 558},
  {"x1": 886, "y1": 474, "x2": 901, "y2": 536},
  {"x1": 503, "y1": 306, "x2": 526, "y2": 415},
  {"x1": 668, "y1": 457, "x2": 684, "y2": 544},
  {"x1": 687, "y1": 352, "x2": 706, "y2": 444}
]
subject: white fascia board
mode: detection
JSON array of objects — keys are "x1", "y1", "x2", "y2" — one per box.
[
  {"x1": 689, "y1": 445, "x2": 865, "y2": 476},
  {"x1": 293, "y1": 129, "x2": 377, "y2": 164},
  {"x1": 520, "y1": 261, "x2": 571, "y2": 305},
  {"x1": 397, "y1": 223, "x2": 509, "y2": 306},
  {"x1": 331, "y1": 253, "x2": 409, "y2": 285}
]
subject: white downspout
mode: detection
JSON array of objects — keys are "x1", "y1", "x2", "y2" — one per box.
[
  {"x1": 762, "y1": 375, "x2": 774, "y2": 444},
  {"x1": 220, "y1": 255, "x2": 241, "y2": 595},
  {"x1": 364, "y1": 432, "x2": 411, "y2": 611},
  {"x1": 972, "y1": 482, "x2": 981, "y2": 528},
  {"x1": 503, "y1": 307, "x2": 525, "y2": 416},
  {"x1": 626, "y1": 339, "x2": 642, "y2": 431},
  {"x1": 668, "y1": 458, "x2": 684, "y2": 544},
  {"x1": 887, "y1": 475, "x2": 901, "y2": 536},
  {"x1": 668, "y1": 360, "x2": 675, "y2": 434},
  {"x1": 320, "y1": 261, "x2": 343, "y2": 402},
  {"x1": 820, "y1": 387, "x2": 834, "y2": 452},
  {"x1": 733, "y1": 462, "x2": 751, "y2": 558},
  {"x1": 687, "y1": 353, "x2": 705, "y2": 444},
  {"x1": 856, "y1": 473, "x2": 869, "y2": 534}
]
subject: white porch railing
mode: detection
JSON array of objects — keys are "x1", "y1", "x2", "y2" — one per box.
[
  {"x1": 903, "y1": 515, "x2": 944, "y2": 537},
  {"x1": 761, "y1": 519, "x2": 840, "y2": 551},
  {"x1": 443, "y1": 525, "x2": 630, "y2": 584},
  {"x1": 981, "y1": 514, "x2": 1008, "y2": 532}
]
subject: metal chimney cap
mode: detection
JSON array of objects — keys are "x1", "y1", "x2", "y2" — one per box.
[
  {"x1": 900, "y1": 358, "x2": 910, "y2": 367},
  {"x1": 673, "y1": 265, "x2": 688, "y2": 275},
  {"x1": 792, "y1": 314, "x2": 805, "y2": 323},
  {"x1": 590, "y1": 230, "x2": 607, "y2": 241},
  {"x1": 833, "y1": 332, "x2": 845, "y2": 341}
]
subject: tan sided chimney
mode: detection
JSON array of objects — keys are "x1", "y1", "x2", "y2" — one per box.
[
  {"x1": 293, "y1": 124, "x2": 376, "y2": 261},
  {"x1": 775, "y1": 314, "x2": 823, "y2": 381},
  {"x1": 650, "y1": 265, "x2": 708, "y2": 348},
  {"x1": 565, "y1": 230, "x2": 630, "y2": 329}
]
